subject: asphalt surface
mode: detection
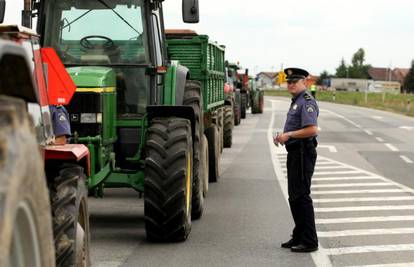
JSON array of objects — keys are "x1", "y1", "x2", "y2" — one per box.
[{"x1": 89, "y1": 96, "x2": 414, "y2": 267}]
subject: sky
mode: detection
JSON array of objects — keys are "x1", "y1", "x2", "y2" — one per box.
[{"x1": 4, "y1": 0, "x2": 414, "y2": 76}]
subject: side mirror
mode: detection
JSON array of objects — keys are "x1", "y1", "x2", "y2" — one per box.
[
  {"x1": 182, "y1": 0, "x2": 199, "y2": 23},
  {"x1": 0, "y1": 0, "x2": 6, "y2": 24}
]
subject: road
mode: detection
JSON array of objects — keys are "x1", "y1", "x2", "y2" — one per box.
[{"x1": 89, "y1": 96, "x2": 414, "y2": 267}]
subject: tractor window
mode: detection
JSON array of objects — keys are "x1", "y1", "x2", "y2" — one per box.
[{"x1": 43, "y1": 0, "x2": 149, "y2": 65}]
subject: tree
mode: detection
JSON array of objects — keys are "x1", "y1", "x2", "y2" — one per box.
[
  {"x1": 404, "y1": 60, "x2": 414, "y2": 93},
  {"x1": 335, "y1": 58, "x2": 348, "y2": 78},
  {"x1": 335, "y1": 48, "x2": 371, "y2": 79},
  {"x1": 349, "y1": 48, "x2": 371, "y2": 79}
]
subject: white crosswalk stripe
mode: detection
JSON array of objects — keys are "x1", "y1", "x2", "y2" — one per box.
[{"x1": 276, "y1": 151, "x2": 414, "y2": 266}]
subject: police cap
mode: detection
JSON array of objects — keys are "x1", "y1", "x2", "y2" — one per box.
[{"x1": 284, "y1": 67, "x2": 309, "y2": 82}]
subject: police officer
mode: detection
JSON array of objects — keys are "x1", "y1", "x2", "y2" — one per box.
[
  {"x1": 50, "y1": 105, "x2": 71, "y2": 145},
  {"x1": 274, "y1": 67, "x2": 319, "y2": 252}
]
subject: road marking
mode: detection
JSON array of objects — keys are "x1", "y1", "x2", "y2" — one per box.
[
  {"x1": 314, "y1": 170, "x2": 363, "y2": 175},
  {"x1": 385, "y1": 143, "x2": 399, "y2": 152},
  {"x1": 314, "y1": 196, "x2": 414, "y2": 203},
  {"x1": 314, "y1": 166, "x2": 353, "y2": 170},
  {"x1": 400, "y1": 155, "x2": 413, "y2": 164},
  {"x1": 316, "y1": 215, "x2": 414, "y2": 224},
  {"x1": 318, "y1": 228, "x2": 414, "y2": 237},
  {"x1": 326, "y1": 244, "x2": 414, "y2": 255},
  {"x1": 313, "y1": 176, "x2": 382, "y2": 181},
  {"x1": 350, "y1": 262, "x2": 414, "y2": 267},
  {"x1": 320, "y1": 109, "x2": 361, "y2": 128},
  {"x1": 364, "y1": 129, "x2": 373, "y2": 136},
  {"x1": 316, "y1": 161, "x2": 338, "y2": 165},
  {"x1": 318, "y1": 145, "x2": 338, "y2": 153},
  {"x1": 372, "y1": 116, "x2": 383, "y2": 120},
  {"x1": 315, "y1": 205, "x2": 414, "y2": 213},
  {"x1": 375, "y1": 137, "x2": 384, "y2": 142},
  {"x1": 399, "y1": 126, "x2": 414, "y2": 131},
  {"x1": 312, "y1": 189, "x2": 404, "y2": 195},
  {"x1": 267, "y1": 100, "x2": 332, "y2": 267},
  {"x1": 312, "y1": 182, "x2": 391, "y2": 188}
]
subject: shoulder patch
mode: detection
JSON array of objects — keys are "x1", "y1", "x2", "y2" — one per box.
[
  {"x1": 306, "y1": 104, "x2": 315, "y2": 113},
  {"x1": 303, "y1": 93, "x2": 312, "y2": 101}
]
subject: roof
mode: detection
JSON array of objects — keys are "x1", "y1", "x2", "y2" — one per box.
[
  {"x1": 368, "y1": 68, "x2": 397, "y2": 81},
  {"x1": 393, "y1": 68, "x2": 410, "y2": 83},
  {"x1": 257, "y1": 72, "x2": 278, "y2": 79}
]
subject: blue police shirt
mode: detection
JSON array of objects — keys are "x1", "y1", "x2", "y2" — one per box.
[
  {"x1": 50, "y1": 105, "x2": 71, "y2": 137},
  {"x1": 283, "y1": 90, "x2": 319, "y2": 143}
]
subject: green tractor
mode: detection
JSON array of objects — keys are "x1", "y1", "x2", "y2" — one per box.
[{"x1": 28, "y1": 0, "x2": 213, "y2": 242}]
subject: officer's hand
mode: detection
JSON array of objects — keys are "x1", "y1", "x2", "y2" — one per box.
[
  {"x1": 273, "y1": 134, "x2": 279, "y2": 147},
  {"x1": 278, "y1": 132, "x2": 290, "y2": 145}
]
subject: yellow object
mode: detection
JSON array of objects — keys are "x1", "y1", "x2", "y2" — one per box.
[
  {"x1": 76, "y1": 87, "x2": 116, "y2": 93},
  {"x1": 277, "y1": 71, "x2": 286, "y2": 85}
]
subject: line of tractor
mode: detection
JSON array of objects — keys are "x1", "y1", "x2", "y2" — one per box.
[{"x1": 0, "y1": 0, "x2": 263, "y2": 266}]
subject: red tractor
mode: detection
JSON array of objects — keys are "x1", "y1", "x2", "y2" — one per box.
[{"x1": 0, "y1": 3, "x2": 91, "y2": 266}]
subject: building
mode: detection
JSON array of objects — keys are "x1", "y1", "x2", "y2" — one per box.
[
  {"x1": 256, "y1": 72, "x2": 277, "y2": 88},
  {"x1": 368, "y1": 67, "x2": 409, "y2": 92}
]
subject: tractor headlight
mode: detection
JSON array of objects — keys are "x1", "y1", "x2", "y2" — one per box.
[{"x1": 81, "y1": 113, "x2": 97, "y2": 123}]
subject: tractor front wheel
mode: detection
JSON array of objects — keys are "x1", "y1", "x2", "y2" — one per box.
[
  {"x1": 144, "y1": 118, "x2": 193, "y2": 241},
  {"x1": 49, "y1": 165, "x2": 90, "y2": 267}
]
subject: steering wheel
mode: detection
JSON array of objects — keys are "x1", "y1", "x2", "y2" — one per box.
[{"x1": 80, "y1": 35, "x2": 115, "y2": 50}]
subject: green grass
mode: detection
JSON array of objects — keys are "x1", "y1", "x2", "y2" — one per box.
[{"x1": 264, "y1": 89, "x2": 414, "y2": 117}]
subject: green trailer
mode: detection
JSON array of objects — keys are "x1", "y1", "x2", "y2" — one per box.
[{"x1": 166, "y1": 31, "x2": 234, "y2": 152}]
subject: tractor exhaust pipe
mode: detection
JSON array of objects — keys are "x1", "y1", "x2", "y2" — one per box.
[{"x1": 22, "y1": 0, "x2": 32, "y2": 28}]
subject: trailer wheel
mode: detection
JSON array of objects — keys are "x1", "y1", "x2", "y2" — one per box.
[
  {"x1": 144, "y1": 118, "x2": 193, "y2": 241},
  {"x1": 0, "y1": 96, "x2": 55, "y2": 267},
  {"x1": 201, "y1": 134, "x2": 209, "y2": 196},
  {"x1": 49, "y1": 165, "x2": 90, "y2": 267},
  {"x1": 217, "y1": 108, "x2": 224, "y2": 153},
  {"x1": 241, "y1": 92, "x2": 247, "y2": 119},
  {"x1": 223, "y1": 105, "x2": 233, "y2": 148},
  {"x1": 205, "y1": 125, "x2": 220, "y2": 183},
  {"x1": 183, "y1": 80, "x2": 204, "y2": 220}
]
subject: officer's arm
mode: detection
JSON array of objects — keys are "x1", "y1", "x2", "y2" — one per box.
[{"x1": 287, "y1": 125, "x2": 318, "y2": 139}]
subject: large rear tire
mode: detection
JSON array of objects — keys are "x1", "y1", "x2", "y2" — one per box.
[
  {"x1": 205, "y1": 125, "x2": 220, "y2": 183},
  {"x1": 223, "y1": 105, "x2": 233, "y2": 148},
  {"x1": 241, "y1": 92, "x2": 247, "y2": 119},
  {"x1": 144, "y1": 118, "x2": 193, "y2": 241},
  {"x1": 183, "y1": 80, "x2": 204, "y2": 220},
  {"x1": 259, "y1": 91, "x2": 264, "y2": 114},
  {"x1": 0, "y1": 96, "x2": 55, "y2": 267},
  {"x1": 234, "y1": 91, "x2": 241, "y2": 126},
  {"x1": 49, "y1": 165, "x2": 90, "y2": 267}
]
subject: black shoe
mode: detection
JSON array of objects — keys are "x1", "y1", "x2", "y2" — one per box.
[
  {"x1": 281, "y1": 239, "x2": 299, "y2": 248},
  {"x1": 291, "y1": 244, "x2": 318, "y2": 252}
]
